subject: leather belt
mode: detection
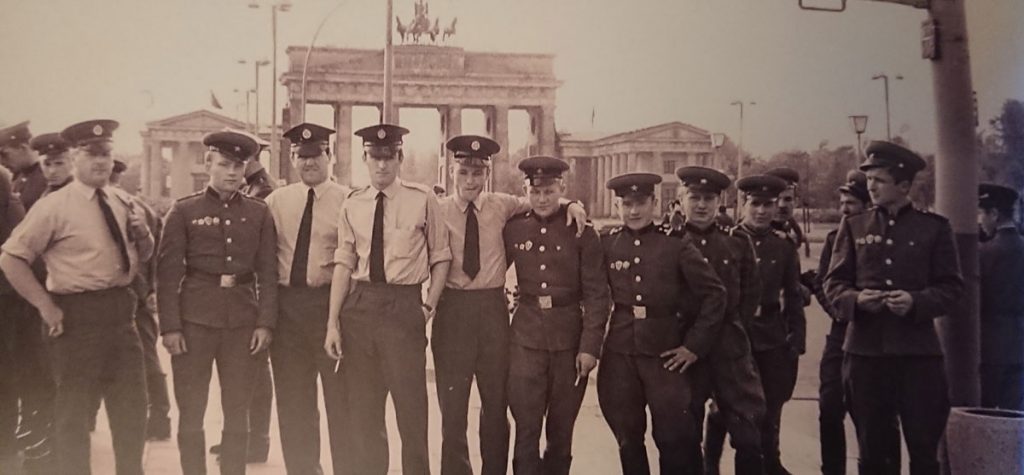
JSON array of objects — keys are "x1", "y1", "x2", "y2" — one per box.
[
  {"x1": 519, "y1": 293, "x2": 578, "y2": 310},
  {"x1": 186, "y1": 269, "x2": 254, "y2": 288}
]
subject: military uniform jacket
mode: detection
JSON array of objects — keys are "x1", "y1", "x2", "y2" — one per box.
[
  {"x1": 503, "y1": 206, "x2": 610, "y2": 357},
  {"x1": 0, "y1": 169, "x2": 25, "y2": 295},
  {"x1": 13, "y1": 162, "x2": 46, "y2": 211},
  {"x1": 825, "y1": 204, "x2": 964, "y2": 356},
  {"x1": 734, "y1": 225, "x2": 806, "y2": 354},
  {"x1": 242, "y1": 169, "x2": 276, "y2": 200},
  {"x1": 602, "y1": 223, "x2": 727, "y2": 358},
  {"x1": 683, "y1": 222, "x2": 760, "y2": 358},
  {"x1": 816, "y1": 229, "x2": 845, "y2": 341},
  {"x1": 156, "y1": 187, "x2": 278, "y2": 334},
  {"x1": 979, "y1": 225, "x2": 1024, "y2": 364}
]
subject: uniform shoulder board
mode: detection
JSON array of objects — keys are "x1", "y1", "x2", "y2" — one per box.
[
  {"x1": 240, "y1": 193, "x2": 267, "y2": 205},
  {"x1": 602, "y1": 225, "x2": 623, "y2": 237},
  {"x1": 346, "y1": 186, "x2": 369, "y2": 199},
  {"x1": 399, "y1": 180, "x2": 432, "y2": 194},
  {"x1": 508, "y1": 210, "x2": 531, "y2": 222},
  {"x1": 917, "y1": 208, "x2": 949, "y2": 223},
  {"x1": 175, "y1": 190, "x2": 204, "y2": 203}
]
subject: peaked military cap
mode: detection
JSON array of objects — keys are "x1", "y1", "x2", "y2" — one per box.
[
  {"x1": 0, "y1": 121, "x2": 31, "y2": 147},
  {"x1": 979, "y1": 183, "x2": 1019, "y2": 210},
  {"x1": 203, "y1": 130, "x2": 259, "y2": 162},
  {"x1": 29, "y1": 132, "x2": 69, "y2": 155},
  {"x1": 736, "y1": 174, "x2": 788, "y2": 199},
  {"x1": 61, "y1": 119, "x2": 119, "y2": 148},
  {"x1": 354, "y1": 123, "x2": 409, "y2": 147},
  {"x1": 518, "y1": 155, "x2": 569, "y2": 185},
  {"x1": 112, "y1": 159, "x2": 128, "y2": 174},
  {"x1": 860, "y1": 141, "x2": 926, "y2": 179},
  {"x1": 765, "y1": 167, "x2": 800, "y2": 186},
  {"x1": 838, "y1": 169, "x2": 870, "y2": 203},
  {"x1": 607, "y1": 172, "x2": 662, "y2": 197},
  {"x1": 446, "y1": 135, "x2": 499, "y2": 167},
  {"x1": 676, "y1": 166, "x2": 731, "y2": 193},
  {"x1": 284, "y1": 122, "x2": 335, "y2": 158},
  {"x1": 432, "y1": 184, "x2": 446, "y2": 195}
]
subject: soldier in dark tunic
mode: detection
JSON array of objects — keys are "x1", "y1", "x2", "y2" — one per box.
[
  {"x1": 0, "y1": 166, "x2": 26, "y2": 473},
  {"x1": 503, "y1": 156, "x2": 609, "y2": 475},
  {"x1": 825, "y1": 141, "x2": 964, "y2": 475},
  {"x1": 0, "y1": 121, "x2": 47, "y2": 210},
  {"x1": 977, "y1": 183, "x2": 1024, "y2": 410},
  {"x1": 598, "y1": 172, "x2": 726, "y2": 475},
  {"x1": 674, "y1": 166, "x2": 767, "y2": 475},
  {"x1": 32, "y1": 133, "x2": 74, "y2": 195},
  {"x1": 157, "y1": 130, "x2": 278, "y2": 474}
]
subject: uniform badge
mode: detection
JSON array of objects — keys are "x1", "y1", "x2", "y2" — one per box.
[
  {"x1": 623, "y1": 261, "x2": 631, "y2": 270},
  {"x1": 632, "y1": 305, "x2": 647, "y2": 320},
  {"x1": 700, "y1": 178, "x2": 708, "y2": 184},
  {"x1": 377, "y1": 129, "x2": 387, "y2": 139},
  {"x1": 539, "y1": 295, "x2": 553, "y2": 310},
  {"x1": 615, "y1": 261, "x2": 622, "y2": 270},
  {"x1": 302, "y1": 128, "x2": 312, "y2": 140},
  {"x1": 525, "y1": 241, "x2": 533, "y2": 251},
  {"x1": 204, "y1": 216, "x2": 213, "y2": 225},
  {"x1": 92, "y1": 124, "x2": 103, "y2": 136},
  {"x1": 471, "y1": 140, "x2": 480, "y2": 151},
  {"x1": 213, "y1": 217, "x2": 220, "y2": 225}
]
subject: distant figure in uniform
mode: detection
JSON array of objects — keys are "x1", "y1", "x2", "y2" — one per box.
[
  {"x1": 110, "y1": 159, "x2": 173, "y2": 441},
  {"x1": 31, "y1": 133, "x2": 74, "y2": 195},
  {"x1": 0, "y1": 121, "x2": 48, "y2": 210},
  {"x1": 764, "y1": 167, "x2": 806, "y2": 249},
  {"x1": 434, "y1": 135, "x2": 587, "y2": 475},
  {"x1": 675, "y1": 166, "x2": 766, "y2": 475},
  {"x1": 714, "y1": 205, "x2": 735, "y2": 228},
  {"x1": 433, "y1": 184, "x2": 446, "y2": 198},
  {"x1": 156, "y1": 130, "x2": 278, "y2": 474},
  {"x1": 978, "y1": 183, "x2": 1024, "y2": 410},
  {"x1": 324, "y1": 123, "x2": 451, "y2": 475},
  {"x1": 502, "y1": 156, "x2": 610, "y2": 475},
  {"x1": 0, "y1": 119, "x2": 153, "y2": 475},
  {"x1": 812, "y1": 170, "x2": 880, "y2": 475},
  {"x1": 265, "y1": 122, "x2": 354, "y2": 474},
  {"x1": 242, "y1": 145, "x2": 276, "y2": 200},
  {"x1": 599, "y1": 172, "x2": 726, "y2": 475},
  {"x1": 825, "y1": 141, "x2": 964, "y2": 475},
  {"x1": 728, "y1": 174, "x2": 806, "y2": 475},
  {"x1": 0, "y1": 165, "x2": 26, "y2": 472}
]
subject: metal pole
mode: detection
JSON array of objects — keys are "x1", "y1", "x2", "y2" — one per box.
[
  {"x1": 930, "y1": 0, "x2": 979, "y2": 408},
  {"x1": 383, "y1": 0, "x2": 395, "y2": 123},
  {"x1": 883, "y1": 75, "x2": 892, "y2": 140},
  {"x1": 301, "y1": 1, "x2": 346, "y2": 123},
  {"x1": 254, "y1": 62, "x2": 261, "y2": 135},
  {"x1": 856, "y1": 131, "x2": 863, "y2": 158},
  {"x1": 271, "y1": 6, "x2": 279, "y2": 178},
  {"x1": 246, "y1": 91, "x2": 253, "y2": 133}
]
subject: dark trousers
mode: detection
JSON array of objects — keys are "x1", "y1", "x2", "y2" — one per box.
[
  {"x1": 843, "y1": 354, "x2": 949, "y2": 475},
  {"x1": 432, "y1": 288, "x2": 510, "y2": 475},
  {"x1": 597, "y1": 351, "x2": 698, "y2": 475},
  {"x1": 507, "y1": 344, "x2": 586, "y2": 475},
  {"x1": 754, "y1": 346, "x2": 798, "y2": 467},
  {"x1": 0, "y1": 294, "x2": 20, "y2": 467},
  {"x1": 981, "y1": 363, "x2": 1024, "y2": 410},
  {"x1": 271, "y1": 286, "x2": 353, "y2": 475},
  {"x1": 340, "y1": 282, "x2": 428, "y2": 475},
  {"x1": 11, "y1": 298, "x2": 55, "y2": 450},
  {"x1": 248, "y1": 357, "x2": 273, "y2": 453},
  {"x1": 50, "y1": 287, "x2": 147, "y2": 475},
  {"x1": 818, "y1": 336, "x2": 847, "y2": 475},
  {"x1": 694, "y1": 329, "x2": 766, "y2": 475},
  {"x1": 172, "y1": 321, "x2": 263, "y2": 474},
  {"x1": 136, "y1": 299, "x2": 171, "y2": 425}
]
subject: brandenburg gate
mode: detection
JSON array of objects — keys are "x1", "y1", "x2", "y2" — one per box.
[{"x1": 280, "y1": 44, "x2": 560, "y2": 189}]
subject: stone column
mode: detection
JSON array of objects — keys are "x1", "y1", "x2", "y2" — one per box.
[
  {"x1": 438, "y1": 105, "x2": 463, "y2": 190},
  {"x1": 488, "y1": 105, "x2": 510, "y2": 193},
  {"x1": 603, "y1": 155, "x2": 613, "y2": 217},
  {"x1": 151, "y1": 141, "x2": 166, "y2": 197},
  {"x1": 333, "y1": 103, "x2": 353, "y2": 186},
  {"x1": 141, "y1": 142, "x2": 152, "y2": 197},
  {"x1": 538, "y1": 105, "x2": 556, "y2": 156},
  {"x1": 596, "y1": 155, "x2": 605, "y2": 218}
]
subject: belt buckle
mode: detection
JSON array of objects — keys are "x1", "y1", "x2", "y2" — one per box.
[
  {"x1": 538, "y1": 295, "x2": 553, "y2": 310},
  {"x1": 632, "y1": 305, "x2": 647, "y2": 320},
  {"x1": 220, "y1": 274, "x2": 237, "y2": 288}
]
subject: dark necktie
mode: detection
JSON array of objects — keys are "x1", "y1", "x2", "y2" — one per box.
[
  {"x1": 370, "y1": 191, "x2": 386, "y2": 283},
  {"x1": 463, "y1": 201, "x2": 480, "y2": 279},
  {"x1": 290, "y1": 188, "x2": 315, "y2": 287},
  {"x1": 97, "y1": 188, "x2": 130, "y2": 274}
]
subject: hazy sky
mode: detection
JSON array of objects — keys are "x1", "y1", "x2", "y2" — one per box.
[{"x1": 1, "y1": 0, "x2": 1021, "y2": 160}]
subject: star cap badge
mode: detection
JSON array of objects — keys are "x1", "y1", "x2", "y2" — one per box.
[
  {"x1": 471, "y1": 140, "x2": 480, "y2": 151},
  {"x1": 92, "y1": 124, "x2": 103, "y2": 136},
  {"x1": 377, "y1": 129, "x2": 387, "y2": 139},
  {"x1": 302, "y1": 128, "x2": 312, "y2": 140}
]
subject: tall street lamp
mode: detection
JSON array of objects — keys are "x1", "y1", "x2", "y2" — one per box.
[
  {"x1": 849, "y1": 115, "x2": 868, "y2": 158},
  {"x1": 300, "y1": 1, "x2": 347, "y2": 123},
  {"x1": 730, "y1": 100, "x2": 755, "y2": 217},
  {"x1": 249, "y1": 0, "x2": 291, "y2": 177},
  {"x1": 871, "y1": 73, "x2": 902, "y2": 141},
  {"x1": 239, "y1": 59, "x2": 270, "y2": 134}
]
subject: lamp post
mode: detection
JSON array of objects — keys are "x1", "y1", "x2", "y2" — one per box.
[
  {"x1": 730, "y1": 100, "x2": 755, "y2": 218},
  {"x1": 238, "y1": 59, "x2": 270, "y2": 134},
  {"x1": 871, "y1": 73, "x2": 902, "y2": 140},
  {"x1": 300, "y1": 1, "x2": 347, "y2": 123},
  {"x1": 249, "y1": 0, "x2": 291, "y2": 177},
  {"x1": 849, "y1": 115, "x2": 868, "y2": 158}
]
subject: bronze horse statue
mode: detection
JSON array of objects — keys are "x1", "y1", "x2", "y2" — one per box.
[{"x1": 443, "y1": 17, "x2": 457, "y2": 42}]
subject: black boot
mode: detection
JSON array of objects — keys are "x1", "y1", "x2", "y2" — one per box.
[
  {"x1": 178, "y1": 431, "x2": 207, "y2": 475},
  {"x1": 541, "y1": 455, "x2": 572, "y2": 475},
  {"x1": 703, "y1": 410, "x2": 728, "y2": 475},
  {"x1": 734, "y1": 452, "x2": 766, "y2": 475},
  {"x1": 764, "y1": 458, "x2": 793, "y2": 475},
  {"x1": 219, "y1": 431, "x2": 248, "y2": 475}
]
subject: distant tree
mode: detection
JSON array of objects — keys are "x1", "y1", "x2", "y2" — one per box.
[{"x1": 980, "y1": 99, "x2": 1024, "y2": 191}]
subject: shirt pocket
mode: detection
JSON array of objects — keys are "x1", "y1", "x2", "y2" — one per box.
[{"x1": 392, "y1": 224, "x2": 424, "y2": 257}]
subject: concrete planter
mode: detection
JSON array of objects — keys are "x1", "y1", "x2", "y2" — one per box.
[{"x1": 946, "y1": 406, "x2": 1024, "y2": 475}]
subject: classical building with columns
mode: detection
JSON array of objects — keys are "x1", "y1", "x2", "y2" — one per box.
[
  {"x1": 559, "y1": 122, "x2": 719, "y2": 218},
  {"x1": 281, "y1": 44, "x2": 559, "y2": 191}
]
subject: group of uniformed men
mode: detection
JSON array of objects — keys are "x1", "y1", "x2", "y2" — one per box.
[{"x1": 0, "y1": 113, "x2": 1019, "y2": 475}]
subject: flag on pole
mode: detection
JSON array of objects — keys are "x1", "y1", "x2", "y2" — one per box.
[
  {"x1": 210, "y1": 90, "x2": 223, "y2": 109},
  {"x1": 590, "y1": 107, "x2": 596, "y2": 128}
]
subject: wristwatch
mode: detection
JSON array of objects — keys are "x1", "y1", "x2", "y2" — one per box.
[{"x1": 422, "y1": 303, "x2": 436, "y2": 318}]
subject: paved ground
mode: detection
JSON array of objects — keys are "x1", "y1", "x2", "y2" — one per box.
[{"x1": 79, "y1": 223, "x2": 903, "y2": 474}]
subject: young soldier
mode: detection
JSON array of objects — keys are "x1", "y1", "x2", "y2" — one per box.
[
  {"x1": 434, "y1": 135, "x2": 586, "y2": 475},
  {"x1": 675, "y1": 166, "x2": 766, "y2": 475},
  {"x1": 825, "y1": 141, "x2": 964, "y2": 475},
  {"x1": 265, "y1": 123, "x2": 354, "y2": 474},
  {"x1": 598, "y1": 172, "x2": 726, "y2": 475},
  {"x1": 0, "y1": 167, "x2": 24, "y2": 472},
  {"x1": 0, "y1": 121, "x2": 47, "y2": 210},
  {"x1": 157, "y1": 130, "x2": 278, "y2": 474},
  {"x1": 324, "y1": 123, "x2": 451, "y2": 475},
  {"x1": 730, "y1": 174, "x2": 806, "y2": 475},
  {"x1": 31, "y1": 133, "x2": 74, "y2": 195},
  {"x1": 978, "y1": 183, "x2": 1024, "y2": 410},
  {"x1": 0, "y1": 119, "x2": 153, "y2": 474},
  {"x1": 764, "y1": 167, "x2": 806, "y2": 249},
  {"x1": 502, "y1": 156, "x2": 609, "y2": 475}
]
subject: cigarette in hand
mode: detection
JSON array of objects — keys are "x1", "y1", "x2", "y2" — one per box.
[
  {"x1": 575, "y1": 375, "x2": 583, "y2": 387},
  {"x1": 334, "y1": 359, "x2": 341, "y2": 374}
]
